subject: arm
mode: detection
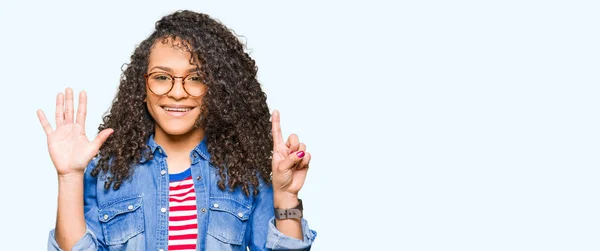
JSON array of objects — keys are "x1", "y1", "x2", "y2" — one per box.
[
  {"x1": 54, "y1": 172, "x2": 86, "y2": 249},
  {"x1": 48, "y1": 160, "x2": 104, "y2": 251},
  {"x1": 273, "y1": 187, "x2": 304, "y2": 239},
  {"x1": 38, "y1": 88, "x2": 112, "y2": 250},
  {"x1": 248, "y1": 110, "x2": 315, "y2": 250},
  {"x1": 270, "y1": 110, "x2": 312, "y2": 239},
  {"x1": 248, "y1": 182, "x2": 316, "y2": 251}
]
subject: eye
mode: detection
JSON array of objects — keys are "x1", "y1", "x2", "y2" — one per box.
[
  {"x1": 151, "y1": 73, "x2": 172, "y2": 81},
  {"x1": 187, "y1": 74, "x2": 204, "y2": 83}
]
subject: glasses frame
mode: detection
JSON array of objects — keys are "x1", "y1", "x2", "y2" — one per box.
[{"x1": 143, "y1": 71, "x2": 206, "y2": 97}]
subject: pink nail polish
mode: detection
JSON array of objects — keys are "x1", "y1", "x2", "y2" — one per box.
[{"x1": 296, "y1": 151, "x2": 305, "y2": 158}]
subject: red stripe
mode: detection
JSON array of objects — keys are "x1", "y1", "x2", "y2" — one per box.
[
  {"x1": 168, "y1": 244, "x2": 197, "y2": 250},
  {"x1": 170, "y1": 205, "x2": 196, "y2": 211},
  {"x1": 169, "y1": 224, "x2": 198, "y2": 231},
  {"x1": 168, "y1": 233, "x2": 198, "y2": 240},
  {"x1": 170, "y1": 214, "x2": 197, "y2": 221},
  {"x1": 170, "y1": 195, "x2": 196, "y2": 203}
]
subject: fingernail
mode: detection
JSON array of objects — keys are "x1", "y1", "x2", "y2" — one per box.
[{"x1": 296, "y1": 151, "x2": 305, "y2": 158}]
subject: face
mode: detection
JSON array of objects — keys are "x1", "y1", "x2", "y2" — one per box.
[{"x1": 145, "y1": 38, "x2": 207, "y2": 137}]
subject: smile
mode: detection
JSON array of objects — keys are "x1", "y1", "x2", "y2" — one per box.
[
  {"x1": 161, "y1": 106, "x2": 196, "y2": 117},
  {"x1": 163, "y1": 107, "x2": 193, "y2": 112}
]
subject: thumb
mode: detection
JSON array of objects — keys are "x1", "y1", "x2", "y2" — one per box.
[
  {"x1": 91, "y1": 128, "x2": 114, "y2": 151},
  {"x1": 279, "y1": 150, "x2": 306, "y2": 171}
]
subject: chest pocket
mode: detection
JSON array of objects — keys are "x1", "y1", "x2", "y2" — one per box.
[
  {"x1": 207, "y1": 197, "x2": 252, "y2": 245},
  {"x1": 98, "y1": 196, "x2": 145, "y2": 246}
]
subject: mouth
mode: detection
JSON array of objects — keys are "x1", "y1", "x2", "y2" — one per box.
[{"x1": 161, "y1": 106, "x2": 196, "y2": 116}]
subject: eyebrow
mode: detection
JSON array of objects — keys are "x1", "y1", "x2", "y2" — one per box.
[{"x1": 148, "y1": 66, "x2": 199, "y2": 73}]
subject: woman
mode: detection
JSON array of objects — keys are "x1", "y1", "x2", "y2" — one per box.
[{"x1": 38, "y1": 10, "x2": 316, "y2": 251}]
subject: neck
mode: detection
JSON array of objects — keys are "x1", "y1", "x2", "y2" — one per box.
[{"x1": 154, "y1": 128, "x2": 205, "y2": 156}]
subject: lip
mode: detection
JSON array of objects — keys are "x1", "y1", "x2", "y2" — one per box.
[{"x1": 161, "y1": 104, "x2": 196, "y2": 109}]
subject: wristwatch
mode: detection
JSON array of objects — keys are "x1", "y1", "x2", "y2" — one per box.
[{"x1": 274, "y1": 199, "x2": 303, "y2": 219}]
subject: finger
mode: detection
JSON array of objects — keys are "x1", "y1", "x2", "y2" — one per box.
[
  {"x1": 271, "y1": 110, "x2": 284, "y2": 149},
  {"x1": 278, "y1": 150, "x2": 306, "y2": 172},
  {"x1": 36, "y1": 109, "x2": 53, "y2": 135},
  {"x1": 285, "y1": 134, "x2": 300, "y2": 154},
  {"x1": 297, "y1": 143, "x2": 306, "y2": 152},
  {"x1": 64, "y1": 88, "x2": 74, "y2": 124},
  {"x1": 55, "y1": 92, "x2": 64, "y2": 127},
  {"x1": 76, "y1": 91, "x2": 87, "y2": 129},
  {"x1": 297, "y1": 152, "x2": 311, "y2": 169},
  {"x1": 91, "y1": 128, "x2": 114, "y2": 151}
]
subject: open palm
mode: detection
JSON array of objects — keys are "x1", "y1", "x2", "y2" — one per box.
[{"x1": 37, "y1": 88, "x2": 113, "y2": 176}]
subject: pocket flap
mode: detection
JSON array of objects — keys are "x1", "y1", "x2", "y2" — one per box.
[
  {"x1": 98, "y1": 196, "x2": 143, "y2": 223},
  {"x1": 209, "y1": 197, "x2": 251, "y2": 221}
]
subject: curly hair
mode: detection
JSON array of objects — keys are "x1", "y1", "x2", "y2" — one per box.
[{"x1": 91, "y1": 10, "x2": 273, "y2": 197}]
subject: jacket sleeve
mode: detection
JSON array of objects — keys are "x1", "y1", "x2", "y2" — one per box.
[
  {"x1": 47, "y1": 158, "x2": 107, "y2": 251},
  {"x1": 247, "y1": 182, "x2": 317, "y2": 251}
]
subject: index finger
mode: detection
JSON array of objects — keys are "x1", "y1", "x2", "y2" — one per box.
[{"x1": 271, "y1": 110, "x2": 284, "y2": 148}]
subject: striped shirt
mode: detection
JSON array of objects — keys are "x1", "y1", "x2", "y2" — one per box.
[{"x1": 168, "y1": 168, "x2": 198, "y2": 251}]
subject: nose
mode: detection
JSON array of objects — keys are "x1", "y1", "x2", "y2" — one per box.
[{"x1": 167, "y1": 77, "x2": 189, "y2": 100}]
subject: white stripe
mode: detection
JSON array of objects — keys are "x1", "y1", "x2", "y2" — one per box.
[
  {"x1": 169, "y1": 190, "x2": 196, "y2": 199},
  {"x1": 169, "y1": 200, "x2": 197, "y2": 207},
  {"x1": 169, "y1": 228, "x2": 198, "y2": 236},
  {"x1": 168, "y1": 237, "x2": 198, "y2": 245},
  {"x1": 169, "y1": 218, "x2": 198, "y2": 227},
  {"x1": 169, "y1": 210, "x2": 198, "y2": 217}
]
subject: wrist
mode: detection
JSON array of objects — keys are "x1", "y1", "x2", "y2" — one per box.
[
  {"x1": 273, "y1": 192, "x2": 299, "y2": 209},
  {"x1": 57, "y1": 172, "x2": 84, "y2": 184}
]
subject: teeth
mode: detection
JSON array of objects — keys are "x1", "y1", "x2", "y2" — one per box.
[{"x1": 164, "y1": 107, "x2": 192, "y2": 112}]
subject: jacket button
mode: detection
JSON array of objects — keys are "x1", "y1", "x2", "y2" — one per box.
[
  {"x1": 128, "y1": 205, "x2": 134, "y2": 210},
  {"x1": 201, "y1": 208, "x2": 206, "y2": 213},
  {"x1": 196, "y1": 176, "x2": 201, "y2": 180},
  {"x1": 103, "y1": 214, "x2": 108, "y2": 220},
  {"x1": 160, "y1": 170, "x2": 166, "y2": 175},
  {"x1": 237, "y1": 212, "x2": 244, "y2": 218},
  {"x1": 161, "y1": 208, "x2": 167, "y2": 213},
  {"x1": 213, "y1": 203, "x2": 219, "y2": 208}
]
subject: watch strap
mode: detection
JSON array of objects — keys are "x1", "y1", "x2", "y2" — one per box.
[{"x1": 274, "y1": 199, "x2": 303, "y2": 219}]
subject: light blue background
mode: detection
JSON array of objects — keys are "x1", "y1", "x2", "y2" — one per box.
[{"x1": 0, "y1": 1, "x2": 599, "y2": 250}]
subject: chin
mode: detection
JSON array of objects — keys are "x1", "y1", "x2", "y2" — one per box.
[{"x1": 158, "y1": 123, "x2": 198, "y2": 136}]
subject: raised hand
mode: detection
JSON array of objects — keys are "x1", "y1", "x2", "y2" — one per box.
[
  {"x1": 37, "y1": 88, "x2": 113, "y2": 176},
  {"x1": 270, "y1": 110, "x2": 311, "y2": 197}
]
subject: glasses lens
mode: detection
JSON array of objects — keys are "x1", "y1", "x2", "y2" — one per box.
[
  {"x1": 147, "y1": 73, "x2": 173, "y2": 95},
  {"x1": 184, "y1": 74, "x2": 206, "y2": 96}
]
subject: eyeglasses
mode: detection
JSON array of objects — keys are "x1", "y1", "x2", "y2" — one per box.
[{"x1": 144, "y1": 72, "x2": 207, "y2": 97}]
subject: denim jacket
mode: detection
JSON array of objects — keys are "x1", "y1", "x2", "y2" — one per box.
[{"x1": 47, "y1": 135, "x2": 316, "y2": 251}]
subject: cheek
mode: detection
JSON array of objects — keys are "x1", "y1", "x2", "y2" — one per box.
[
  {"x1": 194, "y1": 97, "x2": 204, "y2": 106},
  {"x1": 145, "y1": 95, "x2": 162, "y2": 117}
]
